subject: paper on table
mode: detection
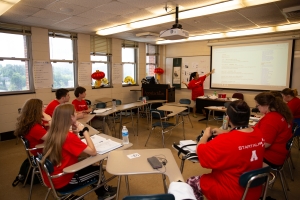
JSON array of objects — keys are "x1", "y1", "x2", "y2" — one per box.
[
  {"x1": 250, "y1": 116, "x2": 261, "y2": 122},
  {"x1": 179, "y1": 140, "x2": 197, "y2": 152},
  {"x1": 81, "y1": 135, "x2": 122, "y2": 154},
  {"x1": 197, "y1": 96, "x2": 207, "y2": 99},
  {"x1": 93, "y1": 108, "x2": 112, "y2": 114}
]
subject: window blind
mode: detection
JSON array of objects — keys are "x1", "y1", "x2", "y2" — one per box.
[
  {"x1": 122, "y1": 40, "x2": 138, "y2": 48},
  {"x1": 0, "y1": 22, "x2": 31, "y2": 35},
  {"x1": 90, "y1": 35, "x2": 111, "y2": 55},
  {"x1": 49, "y1": 30, "x2": 77, "y2": 39}
]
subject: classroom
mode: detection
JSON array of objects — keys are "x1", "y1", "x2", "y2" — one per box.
[{"x1": 1, "y1": 0, "x2": 300, "y2": 200}]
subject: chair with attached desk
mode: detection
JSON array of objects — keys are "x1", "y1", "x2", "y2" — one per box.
[
  {"x1": 239, "y1": 166, "x2": 274, "y2": 200},
  {"x1": 35, "y1": 154, "x2": 102, "y2": 200},
  {"x1": 145, "y1": 110, "x2": 176, "y2": 147},
  {"x1": 178, "y1": 99, "x2": 193, "y2": 128},
  {"x1": 17, "y1": 136, "x2": 42, "y2": 200}
]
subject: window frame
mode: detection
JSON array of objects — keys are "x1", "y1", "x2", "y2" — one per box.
[
  {"x1": 146, "y1": 44, "x2": 159, "y2": 77},
  {"x1": 90, "y1": 53, "x2": 111, "y2": 88},
  {"x1": 122, "y1": 47, "x2": 138, "y2": 86},
  {"x1": 0, "y1": 31, "x2": 34, "y2": 95},
  {"x1": 49, "y1": 32, "x2": 77, "y2": 90}
]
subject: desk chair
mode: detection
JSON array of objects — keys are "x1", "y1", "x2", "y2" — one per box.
[
  {"x1": 85, "y1": 99, "x2": 92, "y2": 107},
  {"x1": 20, "y1": 136, "x2": 42, "y2": 200},
  {"x1": 123, "y1": 193, "x2": 175, "y2": 200},
  {"x1": 239, "y1": 166, "x2": 273, "y2": 200},
  {"x1": 96, "y1": 102, "x2": 107, "y2": 108},
  {"x1": 145, "y1": 110, "x2": 176, "y2": 148},
  {"x1": 35, "y1": 154, "x2": 102, "y2": 200},
  {"x1": 178, "y1": 99, "x2": 193, "y2": 128},
  {"x1": 232, "y1": 93, "x2": 244, "y2": 100},
  {"x1": 269, "y1": 137, "x2": 295, "y2": 200},
  {"x1": 286, "y1": 123, "x2": 299, "y2": 181}
]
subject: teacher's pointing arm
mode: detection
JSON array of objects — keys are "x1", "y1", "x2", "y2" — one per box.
[{"x1": 205, "y1": 69, "x2": 215, "y2": 77}]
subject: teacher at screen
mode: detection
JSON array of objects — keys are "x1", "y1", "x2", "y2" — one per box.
[{"x1": 182, "y1": 69, "x2": 215, "y2": 118}]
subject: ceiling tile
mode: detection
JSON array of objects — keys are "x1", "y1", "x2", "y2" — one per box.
[
  {"x1": 50, "y1": 22, "x2": 83, "y2": 29},
  {"x1": 220, "y1": 19, "x2": 255, "y2": 28},
  {"x1": 7, "y1": 4, "x2": 40, "y2": 16},
  {"x1": 105, "y1": 16, "x2": 130, "y2": 26},
  {"x1": 275, "y1": 0, "x2": 300, "y2": 10},
  {"x1": 61, "y1": 0, "x2": 112, "y2": 8},
  {"x1": 174, "y1": 0, "x2": 227, "y2": 10},
  {"x1": 78, "y1": 8, "x2": 117, "y2": 20},
  {"x1": 21, "y1": 16, "x2": 58, "y2": 26},
  {"x1": 18, "y1": 0, "x2": 57, "y2": 8},
  {"x1": 45, "y1": 1, "x2": 90, "y2": 16},
  {"x1": 208, "y1": 11, "x2": 246, "y2": 22},
  {"x1": 0, "y1": 12, "x2": 30, "y2": 21},
  {"x1": 61, "y1": 16, "x2": 98, "y2": 25},
  {"x1": 238, "y1": 4, "x2": 280, "y2": 18},
  {"x1": 94, "y1": 1, "x2": 140, "y2": 15},
  {"x1": 32, "y1": 10, "x2": 70, "y2": 21},
  {"x1": 258, "y1": 20, "x2": 290, "y2": 27},
  {"x1": 119, "y1": 0, "x2": 168, "y2": 9},
  {"x1": 122, "y1": 9, "x2": 155, "y2": 22},
  {"x1": 85, "y1": 21, "x2": 114, "y2": 31}
]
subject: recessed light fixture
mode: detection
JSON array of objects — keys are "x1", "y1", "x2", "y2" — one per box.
[{"x1": 59, "y1": 7, "x2": 73, "y2": 13}]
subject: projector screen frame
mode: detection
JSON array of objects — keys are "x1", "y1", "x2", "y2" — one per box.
[{"x1": 209, "y1": 39, "x2": 295, "y2": 91}]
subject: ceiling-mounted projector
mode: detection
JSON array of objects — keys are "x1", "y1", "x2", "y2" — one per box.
[{"x1": 160, "y1": 5, "x2": 189, "y2": 40}]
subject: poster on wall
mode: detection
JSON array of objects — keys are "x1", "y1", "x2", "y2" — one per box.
[
  {"x1": 112, "y1": 63, "x2": 123, "y2": 83},
  {"x1": 78, "y1": 62, "x2": 92, "y2": 86},
  {"x1": 172, "y1": 58, "x2": 182, "y2": 89},
  {"x1": 33, "y1": 60, "x2": 53, "y2": 88}
]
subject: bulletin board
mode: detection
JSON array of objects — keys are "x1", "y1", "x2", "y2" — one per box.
[{"x1": 166, "y1": 56, "x2": 211, "y2": 89}]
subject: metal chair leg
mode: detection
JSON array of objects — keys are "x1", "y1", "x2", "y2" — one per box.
[
  {"x1": 180, "y1": 159, "x2": 186, "y2": 173},
  {"x1": 279, "y1": 171, "x2": 289, "y2": 200},
  {"x1": 23, "y1": 165, "x2": 32, "y2": 187},
  {"x1": 161, "y1": 130, "x2": 165, "y2": 148},
  {"x1": 187, "y1": 114, "x2": 193, "y2": 128},
  {"x1": 145, "y1": 128, "x2": 154, "y2": 147},
  {"x1": 287, "y1": 159, "x2": 294, "y2": 181}
]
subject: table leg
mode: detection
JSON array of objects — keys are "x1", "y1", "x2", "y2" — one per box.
[
  {"x1": 162, "y1": 174, "x2": 168, "y2": 193},
  {"x1": 206, "y1": 110, "x2": 211, "y2": 127},
  {"x1": 136, "y1": 107, "x2": 139, "y2": 136},
  {"x1": 130, "y1": 109, "x2": 135, "y2": 136},
  {"x1": 116, "y1": 176, "x2": 121, "y2": 200},
  {"x1": 181, "y1": 115, "x2": 185, "y2": 140},
  {"x1": 119, "y1": 113, "x2": 123, "y2": 139},
  {"x1": 125, "y1": 175, "x2": 130, "y2": 195}
]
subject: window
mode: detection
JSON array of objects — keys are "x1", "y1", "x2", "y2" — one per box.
[
  {"x1": 146, "y1": 44, "x2": 158, "y2": 77},
  {"x1": 49, "y1": 32, "x2": 77, "y2": 89},
  {"x1": 90, "y1": 36, "x2": 111, "y2": 88},
  {"x1": 91, "y1": 54, "x2": 110, "y2": 87},
  {"x1": 0, "y1": 29, "x2": 33, "y2": 95},
  {"x1": 122, "y1": 40, "x2": 138, "y2": 85}
]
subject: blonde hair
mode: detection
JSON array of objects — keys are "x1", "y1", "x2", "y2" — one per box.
[
  {"x1": 42, "y1": 104, "x2": 75, "y2": 165},
  {"x1": 281, "y1": 88, "x2": 298, "y2": 97},
  {"x1": 14, "y1": 99, "x2": 43, "y2": 137}
]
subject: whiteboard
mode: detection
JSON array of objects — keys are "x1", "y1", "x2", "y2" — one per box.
[
  {"x1": 166, "y1": 56, "x2": 211, "y2": 89},
  {"x1": 291, "y1": 51, "x2": 300, "y2": 91}
]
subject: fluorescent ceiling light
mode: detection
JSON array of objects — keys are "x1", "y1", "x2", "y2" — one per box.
[
  {"x1": 0, "y1": 0, "x2": 20, "y2": 16},
  {"x1": 96, "y1": 0, "x2": 279, "y2": 36},
  {"x1": 156, "y1": 23, "x2": 300, "y2": 45}
]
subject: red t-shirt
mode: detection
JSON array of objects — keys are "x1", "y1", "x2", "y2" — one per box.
[
  {"x1": 25, "y1": 124, "x2": 47, "y2": 156},
  {"x1": 287, "y1": 97, "x2": 300, "y2": 119},
  {"x1": 198, "y1": 129, "x2": 265, "y2": 200},
  {"x1": 255, "y1": 112, "x2": 292, "y2": 165},
  {"x1": 42, "y1": 132, "x2": 87, "y2": 189},
  {"x1": 44, "y1": 100, "x2": 60, "y2": 117},
  {"x1": 72, "y1": 99, "x2": 88, "y2": 112},
  {"x1": 188, "y1": 76, "x2": 206, "y2": 100}
]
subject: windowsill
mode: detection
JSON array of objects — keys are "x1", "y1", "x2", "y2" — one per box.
[
  {"x1": 122, "y1": 84, "x2": 139, "y2": 87},
  {"x1": 92, "y1": 85, "x2": 112, "y2": 89}
]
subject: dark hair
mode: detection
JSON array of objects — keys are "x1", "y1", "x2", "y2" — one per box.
[
  {"x1": 227, "y1": 100, "x2": 250, "y2": 126},
  {"x1": 281, "y1": 88, "x2": 298, "y2": 97},
  {"x1": 255, "y1": 92, "x2": 293, "y2": 123},
  {"x1": 74, "y1": 86, "x2": 86, "y2": 97},
  {"x1": 55, "y1": 88, "x2": 69, "y2": 99},
  {"x1": 189, "y1": 72, "x2": 197, "y2": 81},
  {"x1": 269, "y1": 91, "x2": 282, "y2": 99}
]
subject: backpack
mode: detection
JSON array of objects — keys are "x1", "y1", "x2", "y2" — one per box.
[{"x1": 12, "y1": 158, "x2": 41, "y2": 187}]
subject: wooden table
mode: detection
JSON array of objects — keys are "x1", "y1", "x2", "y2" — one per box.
[
  {"x1": 204, "y1": 106, "x2": 227, "y2": 126},
  {"x1": 106, "y1": 148, "x2": 184, "y2": 199}
]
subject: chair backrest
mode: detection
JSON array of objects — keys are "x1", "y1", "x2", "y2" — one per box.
[
  {"x1": 239, "y1": 166, "x2": 271, "y2": 200},
  {"x1": 251, "y1": 108, "x2": 259, "y2": 113},
  {"x1": 232, "y1": 93, "x2": 244, "y2": 100},
  {"x1": 286, "y1": 136, "x2": 294, "y2": 151},
  {"x1": 150, "y1": 109, "x2": 165, "y2": 119},
  {"x1": 292, "y1": 122, "x2": 299, "y2": 137},
  {"x1": 179, "y1": 99, "x2": 191, "y2": 105},
  {"x1": 85, "y1": 99, "x2": 92, "y2": 106},
  {"x1": 224, "y1": 101, "x2": 231, "y2": 108},
  {"x1": 123, "y1": 193, "x2": 175, "y2": 200},
  {"x1": 139, "y1": 96, "x2": 149, "y2": 101},
  {"x1": 96, "y1": 102, "x2": 106, "y2": 108},
  {"x1": 20, "y1": 136, "x2": 38, "y2": 164},
  {"x1": 116, "y1": 99, "x2": 122, "y2": 105}
]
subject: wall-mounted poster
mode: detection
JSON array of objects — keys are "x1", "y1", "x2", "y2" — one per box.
[
  {"x1": 172, "y1": 58, "x2": 182, "y2": 89},
  {"x1": 173, "y1": 66, "x2": 181, "y2": 84}
]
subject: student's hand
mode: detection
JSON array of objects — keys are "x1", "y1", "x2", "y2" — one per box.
[
  {"x1": 203, "y1": 127, "x2": 213, "y2": 138},
  {"x1": 42, "y1": 112, "x2": 52, "y2": 122},
  {"x1": 212, "y1": 69, "x2": 215, "y2": 73},
  {"x1": 72, "y1": 121, "x2": 84, "y2": 133},
  {"x1": 76, "y1": 112, "x2": 84, "y2": 119}
]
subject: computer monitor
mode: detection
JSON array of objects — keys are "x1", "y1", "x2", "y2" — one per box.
[{"x1": 146, "y1": 76, "x2": 156, "y2": 84}]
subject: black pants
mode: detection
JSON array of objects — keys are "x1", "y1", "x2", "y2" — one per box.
[
  {"x1": 263, "y1": 158, "x2": 281, "y2": 169},
  {"x1": 57, "y1": 165, "x2": 107, "y2": 196}
]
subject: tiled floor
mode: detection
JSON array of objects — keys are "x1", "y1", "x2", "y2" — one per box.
[{"x1": 0, "y1": 113, "x2": 299, "y2": 200}]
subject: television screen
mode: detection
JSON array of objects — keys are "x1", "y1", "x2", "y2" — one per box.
[{"x1": 146, "y1": 76, "x2": 156, "y2": 84}]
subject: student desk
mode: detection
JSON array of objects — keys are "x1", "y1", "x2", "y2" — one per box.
[
  {"x1": 204, "y1": 106, "x2": 227, "y2": 126},
  {"x1": 163, "y1": 102, "x2": 189, "y2": 107},
  {"x1": 78, "y1": 113, "x2": 95, "y2": 125},
  {"x1": 106, "y1": 148, "x2": 184, "y2": 199}
]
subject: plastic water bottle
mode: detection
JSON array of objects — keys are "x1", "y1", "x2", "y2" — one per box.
[
  {"x1": 122, "y1": 126, "x2": 129, "y2": 144},
  {"x1": 222, "y1": 114, "x2": 228, "y2": 130}
]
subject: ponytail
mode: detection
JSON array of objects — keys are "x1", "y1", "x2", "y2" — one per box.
[
  {"x1": 281, "y1": 88, "x2": 298, "y2": 97},
  {"x1": 190, "y1": 72, "x2": 197, "y2": 81}
]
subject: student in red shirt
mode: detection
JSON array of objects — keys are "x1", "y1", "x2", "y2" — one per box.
[
  {"x1": 187, "y1": 100, "x2": 265, "y2": 200},
  {"x1": 182, "y1": 69, "x2": 215, "y2": 118},
  {"x1": 14, "y1": 99, "x2": 48, "y2": 156},
  {"x1": 41, "y1": 104, "x2": 116, "y2": 200},
  {"x1": 44, "y1": 88, "x2": 70, "y2": 117},
  {"x1": 254, "y1": 92, "x2": 293, "y2": 168},
  {"x1": 72, "y1": 86, "x2": 92, "y2": 119},
  {"x1": 281, "y1": 88, "x2": 300, "y2": 119}
]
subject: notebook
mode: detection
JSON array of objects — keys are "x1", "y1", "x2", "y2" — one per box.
[
  {"x1": 179, "y1": 140, "x2": 197, "y2": 152},
  {"x1": 93, "y1": 108, "x2": 112, "y2": 114},
  {"x1": 81, "y1": 135, "x2": 122, "y2": 154}
]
